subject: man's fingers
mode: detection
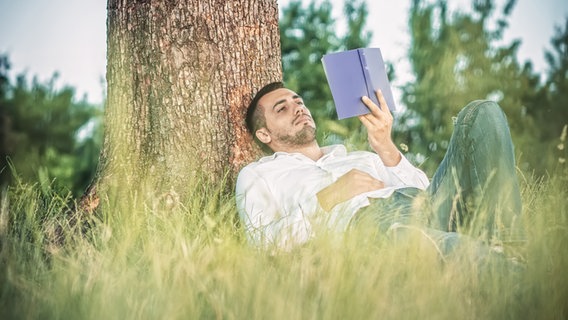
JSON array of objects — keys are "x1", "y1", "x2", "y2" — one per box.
[
  {"x1": 375, "y1": 89, "x2": 392, "y2": 117},
  {"x1": 361, "y1": 95, "x2": 382, "y2": 117},
  {"x1": 362, "y1": 91, "x2": 392, "y2": 119},
  {"x1": 358, "y1": 109, "x2": 389, "y2": 131},
  {"x1": 358, "y1": 113, "x2": 372, "y2": 128}
]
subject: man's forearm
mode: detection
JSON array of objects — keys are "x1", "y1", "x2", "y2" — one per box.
[
  {"x1": 373, "y1": 141, "x2": 401, "y2": 167},
  {"x1": 316, "y1": 169, "x2": 386, "y2": 212},
  {"x1": 316, "y1": 184, "x2": 345, "y2": 212}
]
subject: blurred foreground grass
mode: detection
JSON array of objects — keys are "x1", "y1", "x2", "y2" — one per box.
[{"x1": 0, "y1": 166, "x2": 567, "y2": 319}]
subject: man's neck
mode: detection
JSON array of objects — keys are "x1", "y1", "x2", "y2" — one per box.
[{"x1": 274, "y1": 141, "x2": 323, "y2": 161}]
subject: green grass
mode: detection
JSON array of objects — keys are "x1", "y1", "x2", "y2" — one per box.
[{"x1": 1, "y1": 166, "x2": 567, "y2": 320}]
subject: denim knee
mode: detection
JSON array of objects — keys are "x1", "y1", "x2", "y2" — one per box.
[{"x1": 458, "y1": 100, "x2": 504, "y2": 125}]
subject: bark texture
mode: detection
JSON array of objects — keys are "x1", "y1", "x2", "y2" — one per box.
[{"x1": 102, "y1": 0, "x2": 282, "y2": 190}]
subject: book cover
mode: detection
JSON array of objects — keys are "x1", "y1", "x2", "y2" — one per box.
[{"x1": 321, "y1": 47, "x2": 396, "y2": 120}]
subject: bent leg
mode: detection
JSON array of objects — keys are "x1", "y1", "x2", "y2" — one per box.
[
  {"x1": 428, "y1": 100, "x2": 522, "y2": 241},
  {"x1": 352, "y1": 189, "x2": 506, "y2": 263}
]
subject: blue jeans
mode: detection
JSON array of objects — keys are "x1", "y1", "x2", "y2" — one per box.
[{"x1": 353, "y1": 100, "x2": 522, "y2": 256}]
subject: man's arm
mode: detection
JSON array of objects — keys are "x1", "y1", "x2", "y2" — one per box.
[
  {"x1": 318, "y1": 89, "x2": 429, "y2": 211},
  {"x1": 316, "y1": 169, "x2": 385, "y2": 212},
  {"x1": 358, "y1": 90, "x2": 430, "y2": 188}
]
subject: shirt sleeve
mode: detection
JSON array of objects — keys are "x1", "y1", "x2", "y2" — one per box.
[
  {"x1": 235, "y1": 166, "x2": 313, "y2": 250},
  {"x1": 383, "y1": 153, "x2": 430, "y2": 189}
]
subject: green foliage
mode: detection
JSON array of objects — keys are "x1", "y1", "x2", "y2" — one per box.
[
  {"x1": 542, "y1": 19, "x2": 568, "y2": 137},
  {"x1": 531, "y1": 19, "x2": 568, "y2": 170},
  {"x1": 402, "y1": 0, "x2": 542, "y2": 173},
  {"x1": 402, "y1": 1, "x2": 568, "y2": 175},
  {"x1": 280, "y1": 0, "x2": 373, "y2": 148},
  {"x1": 279, "y1": 0, "x2": 567, "y2": 176},
  {"x1": 0, "y1": 55, "x2": 102, "y2": 196},
  {"x1": 1, "y1": 166, "x2": 567, "y2": 319}
]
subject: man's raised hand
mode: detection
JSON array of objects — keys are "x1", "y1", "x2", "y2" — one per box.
[{"x1": 358, "y1": 90, "x2": 401, "y2": 166}]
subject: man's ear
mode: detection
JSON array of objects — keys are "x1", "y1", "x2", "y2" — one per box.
[{"x1": 255, "y1": 128, "x2": 272, "y2": 144}]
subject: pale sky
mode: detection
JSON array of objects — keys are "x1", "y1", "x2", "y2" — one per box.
[{"x1": 0, "y1": 0, "x2": 566, "y2": 105}]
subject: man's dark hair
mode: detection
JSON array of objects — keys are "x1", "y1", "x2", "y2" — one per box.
[{"x1": 245, "y1": 81, "x2": 284, "y2": 136}]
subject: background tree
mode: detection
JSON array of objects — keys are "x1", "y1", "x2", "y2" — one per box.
[
  {"x1": 401, "y1": 0, "x2": 543, "y2": 174},
  {"x1": 0, "y1": 54, "x2": 101, "y2": 196},
  {"x1": 542, "y1": 18, "x2": 568, "y2": 137},
  {"x1": 531, "y1": 18, "x2": 568, "y2": 171},
  {"x1": 0, "y1": 55, "x2": 11, "y2": 188},
  {"x1": 91, "y1": 0, "x2": 282, "y2": 205}
]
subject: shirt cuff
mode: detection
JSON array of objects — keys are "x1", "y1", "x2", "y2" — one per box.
[{"x1": 386, "y1": 153, "x2": 426, "y2": 186}]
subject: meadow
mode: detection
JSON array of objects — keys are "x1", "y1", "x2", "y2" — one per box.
[{"x1": 1, "y1": 161, "x2": 567, "y2": 319}]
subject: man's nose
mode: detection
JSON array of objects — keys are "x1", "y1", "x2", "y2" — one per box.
[{"x1": 293, "y1": 102, "x2": 304, "y2": 114}]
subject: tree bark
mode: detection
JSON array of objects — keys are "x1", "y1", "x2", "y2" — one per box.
[{"x1": 97, "y1": 0, "x2": 281, "y2": 196}]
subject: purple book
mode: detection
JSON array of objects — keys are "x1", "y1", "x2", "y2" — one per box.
[{"x1": 322, "y1": 48, "x2": 396, "y2": 120}]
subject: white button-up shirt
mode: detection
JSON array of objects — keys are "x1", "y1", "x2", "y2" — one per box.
[{"x1": 235, "y1": 144, "x2": 430, "y2": 250}]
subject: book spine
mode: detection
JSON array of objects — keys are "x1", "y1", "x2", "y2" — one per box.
[{"x1": 357, "y1": 49, "x2": 379, "y2": 106}]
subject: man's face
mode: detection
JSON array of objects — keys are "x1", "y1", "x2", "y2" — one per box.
[{"x1": 256, "y1": 88, "x2": 316, "y2": 149}]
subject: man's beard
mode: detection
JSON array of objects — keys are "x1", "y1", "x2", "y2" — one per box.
[{"x1": 276, "y1": 125, "x2": 316, "y2": 146}]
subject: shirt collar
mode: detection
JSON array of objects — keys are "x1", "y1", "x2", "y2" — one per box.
[
  {"x1": 257, "y1": 144, "x2": 347, "y2": 163},
  {"x1": 321, "y1": 144, "x2": 347, "y2": 157}
]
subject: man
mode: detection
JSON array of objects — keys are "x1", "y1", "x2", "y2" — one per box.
[{"x1": 236, "y1": 82, "x2": 522, "y2": 253}]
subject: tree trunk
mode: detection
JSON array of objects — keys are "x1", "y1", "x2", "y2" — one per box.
[{"x1": 96, "y1": 0, "x2": 281, "y2": 197}]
